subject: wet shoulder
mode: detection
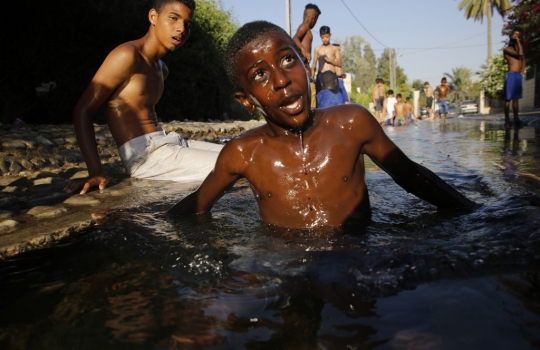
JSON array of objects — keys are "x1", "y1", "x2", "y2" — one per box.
[{"x1": 316, "y1": 104, "x2": 374, "y2": 125}]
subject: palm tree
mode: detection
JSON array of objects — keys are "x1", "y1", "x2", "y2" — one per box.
[
  {"x1": 457, "y1": 0, "x2": 511, "y2": 59},
  {"x1": 444, "y1": 67, "x2": 473, "y2": 103}
]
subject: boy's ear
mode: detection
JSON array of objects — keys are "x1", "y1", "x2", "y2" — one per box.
[
  {"x1": 234, "y1": 91, "x2": 256, "y2": 113},
  {"x1": 149, "y1": 8, "x2": 158, "y2": 25}
]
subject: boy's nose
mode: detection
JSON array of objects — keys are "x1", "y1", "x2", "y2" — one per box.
[{"x1": 273, "y1": 70, "x2": 291, "y2": 89}]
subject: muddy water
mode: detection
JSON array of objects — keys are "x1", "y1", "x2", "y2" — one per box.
[{"x1": 1, "y1": 118, "x2": 539, "y2": 349}]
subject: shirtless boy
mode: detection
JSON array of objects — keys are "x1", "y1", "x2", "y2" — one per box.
[
  {"x1": 502, "y1": 27, "x2": 526, "y2": 129},
  {"x1": 372, "y1": 78, "x2": 385, "y2": 124},
  {"x1": 312, "y1": 26, "x2": 342, "y2": 93},
  {"x1": 434, "y1": 78, "x2": 453, "y2": 120},
  {"x1": 293, "y1": 3, "x2": 321, "y2": 109},
  {"x1": 393, "y1": 94, "x2": 407, "y2": 126},
  {"x1": 168, "y1": 21, "x2": 475, "y2": 229},
  {"x1": 424, "y1": 81, "x2": 434, "y2": 119},
  {"x1": 404, "y1": 96, "x2": 415, "y2": 123},
  {"x1": 64, "y1": 0, "x2": 223, "y2": 195}
]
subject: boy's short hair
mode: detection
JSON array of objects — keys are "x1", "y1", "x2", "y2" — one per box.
[
  {"x1": 510, "y1": 27, "x2": 523, "y2": 36},
  {"x1": 224, "y1": 21, "x2": 296, "y2": 91},
  {"x1": 153, "y1": 0, "x2": 195, "y2": 12},
  {"x1": 319, "y1": 71, "x2": 338, "y2": 89},
  {"x1": 319, "y1": 26, "x2": 331, "y2": 35},
  {"x1": 305, "y1": 3, "x2": 321, "y2": 15},
  {"x1": 441, "y1": 77, "x2": 447, "y2": 82},
  {"x1": 388, "y1": 89, "x2": 394, "y2": 95},
  {"x1": 424, "y1": 81, "x2": 429, "y2": 85},
  {"x1": 406, "y1": 97, "x2": 411, "y2": 101},
  {"x1": 396, "y1": 94, "x2": 402, "y2": 98}
]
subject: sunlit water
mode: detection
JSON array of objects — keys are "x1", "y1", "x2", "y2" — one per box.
[{"x1": 1, "y1": 118, "x2": 540, "y2": 349}]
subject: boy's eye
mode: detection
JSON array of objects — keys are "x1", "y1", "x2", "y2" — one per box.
[
  {"x1": 252, "y1": 70, "x2": 268, "y2": 82},
  {"x1": 282, "y1": 54, "x2": 296, "y2": 67}
]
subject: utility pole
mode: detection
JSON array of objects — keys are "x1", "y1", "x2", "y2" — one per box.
[
  {"x1": 286, "y1": 0, "x2": 292, "y2": 36},
  {"x1": 389, "y1": 48, "x2": 395, "y2": 91}
]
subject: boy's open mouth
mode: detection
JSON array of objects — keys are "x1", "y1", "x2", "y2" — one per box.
[
  {"x1": 172, "y1": 36, "x2": 183, "y2": 45},
  {"x1": 279, "y1": 95, "x2": 303, "y2": 114}
]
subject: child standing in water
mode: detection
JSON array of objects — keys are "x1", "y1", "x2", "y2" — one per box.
[{"x1": 168, "y1": 21, "x2": 476, "y2": 229}]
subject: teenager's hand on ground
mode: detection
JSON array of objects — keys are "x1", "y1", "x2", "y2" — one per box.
[{"x1": 64, "y1": 175, "x2": 108, "y2": 195}]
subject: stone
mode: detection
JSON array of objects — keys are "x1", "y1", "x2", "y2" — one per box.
[
  {"x1": 0, "y1": 194, "x2": 18, "y2": 209},
  {"x1": 63, "y1": 195, "x2": 103, "y2": 206},
  {"x1": 27, "y1": 205, "x2": 69, "y2": 219},
  {"x1": 2, "y1": 140, "x2": 27, "y2": 149},
  {"x1": 26, "y1": 192, "x2": 69, "y2": 207},
  {"x1": 0, "y1": 210, "x2": 14, "y2": 220},
  {"x1": 35, "y1": 135, "x2": 55, "y2": 146},
  {"x1": 0, "y1": 219, "x2": 20, "y2": 234}
]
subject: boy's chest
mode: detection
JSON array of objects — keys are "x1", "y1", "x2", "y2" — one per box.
[{"x1": 244, "y1": 131, "x2": 362, "y2": 196}]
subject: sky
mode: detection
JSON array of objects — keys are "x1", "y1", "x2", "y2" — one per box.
[{"x1": 217, "y1": 0, "x2": 508, "y2": 86}]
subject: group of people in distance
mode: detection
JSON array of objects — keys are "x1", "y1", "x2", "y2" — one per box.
[
  {"x1": 372, "y1": 79, "x2": 417, "y2": 126},
  {"x1": 63, "y1": 0, "x2": 529, "y2": 231},
  {"x1": 292, "y1": 5, "x2": 349, "y2": 109}
]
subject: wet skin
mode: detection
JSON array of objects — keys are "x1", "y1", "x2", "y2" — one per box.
[
  {"x1": 168, "y1": 32, "x2": 476, "y2": 229},
  {"x1": 64, "y1": 2, "x2": 192, "y2": 194}
]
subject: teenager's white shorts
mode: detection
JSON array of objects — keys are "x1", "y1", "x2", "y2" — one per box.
[{"x1": 118, "y1": 131, "x2": 223, "y2": 182}]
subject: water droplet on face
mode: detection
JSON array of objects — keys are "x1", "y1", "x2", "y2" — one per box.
[
  {"x1": 267, "y1": 192, "x2": 272, "y2": 197},
  {"x1": 343, "y1": 177, "x2": 348, "y2": 182}
]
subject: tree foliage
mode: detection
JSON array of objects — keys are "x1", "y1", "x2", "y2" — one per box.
[
  {"x1": 444, "y1": 66, "x2": 474, "y2": 102},
  {"x1": 503, "y1": 0, "x2": 540, "y2": 64},
  {"x1": 479, "y1": 53, "x2": 507, "y2": 98},
  {"x1": 0, "y1": 0, "x2": 240, "y2": 124}
]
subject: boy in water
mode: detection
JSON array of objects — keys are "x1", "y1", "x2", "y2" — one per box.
[
  {"x1": 312, "y1": 26, "x2": 342, "y2": 93},
  {"x1": 383, "y1": 89, "x2": 397, "y2": 126},
  {"x1": 434, "y1": 77, "x2": 453, "y2": 120},
  {"x1": 64, "y1": 0, "x2": 223, "y2": 195},
  {"x1": 316, "y1": 71, "x2": 345, "y2": 108},
  {"x1": 168, "y1": 21, "x2": 475, "y2": 229},
  {"x1": 502, "y1": 27, "x2": 526, "y2": 129},
  {"x1": 293, "y1": 3, "x2": 321, "y2": 109},
  {"x1": 404, "y1": 96, "x2": 415, "y2": 123},
  {"x1": 424, "y1": 81, "x2": 434, "y2": 119},
  {"x1": 393, "y1": 94, "x2": 406, "y2": 126}
]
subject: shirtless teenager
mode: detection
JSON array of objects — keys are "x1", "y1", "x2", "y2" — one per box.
[
  {"x1": 503, "y1": 27, "x2": 526, "y2": 129},
  {"x1": 404, "y1": 96, "x2": 415, "y2": 123},
  {"x1": 168, "y1": 21, "x2": 476, "y2": 230},
  {"x1": 372, "y1": 78, "x2": 385, "y2": 124},
  {"x1": 293, "y1": 3, "x2": 321, "y2": 109},
  {"x1": 424, "y1": 81, "x2": 434, "y2": 119},
  {"x1": 434, "y1": 77, "x2": 453, "y2": 120},
  {"x1": 312, "y1": 26, "x2": 342, "y2": 93},
  {"x1": 64, "y1": 0, "x2": 223, "y2": 195},
  {"x1": 393, "y1": 94, "x2": 407, "y2": 126}
]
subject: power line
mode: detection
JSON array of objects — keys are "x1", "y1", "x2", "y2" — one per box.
[{"x1": 339, "y1": 0, "x2": 387, "y2": 48}]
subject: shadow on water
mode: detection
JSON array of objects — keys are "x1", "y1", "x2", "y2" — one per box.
[{"x1": 1, "y1": 119, "x2": 540, "y2": 349}]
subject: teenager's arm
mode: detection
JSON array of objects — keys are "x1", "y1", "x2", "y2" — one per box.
[
  {"x1": 64, "y1": 45, "x2": 136, "y2": 194},
  {"x1": 328, "y1": 46, "x2": 343, "y2": 68},
  {"x1": 168, "y1": 142, "x2": 242, "y2": 215},
  {"x1": 358, "y1": 110, "x2": 476, "y2": 210},
  {"x1": 311, "y1": 47, "x2": 321, "y2": 76},
  {"x1": 292, "y1": 22, "x2": 311, "y2": 62}
]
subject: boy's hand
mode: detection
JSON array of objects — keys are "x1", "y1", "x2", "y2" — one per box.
[{"x1": 64, "y1": 175, "x2": 108, "y2": 195}]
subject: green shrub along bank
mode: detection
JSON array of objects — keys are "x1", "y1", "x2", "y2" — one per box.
[{"x1": 0, "y1": 0, "x2": 249, "y2": 125}]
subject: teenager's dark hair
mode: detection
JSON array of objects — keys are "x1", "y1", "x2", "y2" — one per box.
[
  {"x1": 224, "y1": 21, "x2": 297, "y2": 91},
  {"x1": 320, "y1": 71, "x2": 338, "y2": 88},
  {"x1": 319, "y1": 26, "x2": 331, "y2": 35},
  {"x1": 305, "y1": 3, "x2": 321, "y2": 15},
  {"x1": 153, "y1": 0, "x2": 195, "y2": 13}
]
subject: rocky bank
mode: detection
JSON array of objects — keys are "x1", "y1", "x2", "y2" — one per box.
[{"x1": 0, "y1": 119, "x2": 265, "y2": 259}]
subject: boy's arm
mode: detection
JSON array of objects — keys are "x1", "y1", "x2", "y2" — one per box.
[
  {"x1": 329, "y1": 46, "x2": 343, "y2": 68},
  {"x1": 311, "y1": 47, "x2": 320, "y2": 76},
  {"x1": 64, "y1": 45, "x2": 136, "y2": 194},
  {"x1": 168, "y1": 142, "x2": 242, "y2": 215},
  {"x1": 292, "y1": 22, "x2": 311, "y2": 62},
  {"x1": 358, "y1": 110, "x2": 476, "y2": 210}
]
